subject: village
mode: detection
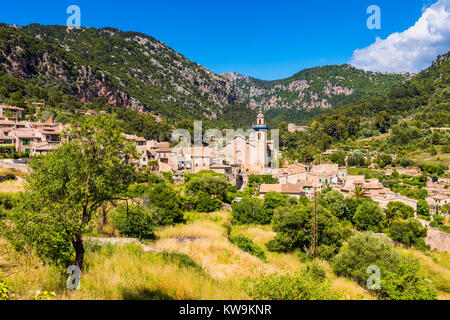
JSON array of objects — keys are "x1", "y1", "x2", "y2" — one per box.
[{"x1": 1, "y1": 103, "x2": 448, "y2": 220}]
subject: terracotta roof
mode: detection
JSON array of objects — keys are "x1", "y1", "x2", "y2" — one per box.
[
  {"x1": 259, "y1": 184, "x2": 303, "y2": 194},
  {"x1": 433, "y1": 195, "x2": 450, "y2": 200},
  {"x1": 363, "y1": 183, "x2": 384, "y2": 189},
  {"x1": 33, "y1": 143, "x2": 57, "y2": 151},
  {"x1": 0, "y1": 120, "x2": 15, "y2": 125},
  {"x1": 210, "y1": 163, "x2": 231, "y2": 169},
  {"x1": 154, "y1": 142, "x2": 170, "y2": 149},
  {"x1": 0, "y1": 104, "x2": 24, "y2": 111}
]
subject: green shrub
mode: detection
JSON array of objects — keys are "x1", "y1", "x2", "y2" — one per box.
[
  {"x1": 195, "y1": 192, "x2": 222, "y2": 212},
  {"x1": 0, "y1": 193, "x2": 15, "y2": 210},
  {"x1": 185, "y1": 172, "x2": 234, "y2": 203},
  {"x1": 429, "y1": 221, "x2": 439, "y2": 228},
  {"x1": 389, "y1": 219, "x2": 428, "y2": 248},
  {"x1": 266, "y1": 203, "x2": 343, "y2": 259},
  {"x1": 262, "y1": 192, "x2": 289, "y2": 220},
  {"x1": 110, "y1": 204, "x2": 156, "y2": 240},
  {"x1": 243, "y1": 264, "x2": 340, "y2": 300},
  {"x1": 438, "y1": 225, "x2": 450, "y2": 234},
  {"x1": 432, "y1": 214, "x2": 444, "y2": 223},
  {"x1": 385, "y1": 201, "x2": 415, "y2": 222},
  {"x1": 379, "y1": 256, "x2": 437, "y2": 300},
  {"x1": 229, "y1": 234, "x2": 266, "y2": 261},
  {"x1": 333, "y1": 232, "x2": 399, "y2": 285},
  {"x1": 231, "y1": 197, "x2": 267, "y2": 225},
  {"x1": 353, "y1": 200, "x2": 385, "y2": 232},
  {"x1": 333, "y1": 232, "x2": 436, "y2": 300},
  {"x1": 417, "y1": 199, "x2": 430, "y2": 218},
  {"x1": 146, "y1": 185, "x2": 183, "y2": 225}
]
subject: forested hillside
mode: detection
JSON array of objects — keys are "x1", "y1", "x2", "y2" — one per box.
[
  {"x1": 0, "y1": 23, "x2": 255, "y2": 127},
  {"x1": 224, "y1": 65, "x2": 410, "y2": 126},
  {"x1": 280, "y1": 52, "x2": 450, "y2": 162},
  {"x1": 0, "y1": 23, "x2": 410, "y2": 132}
]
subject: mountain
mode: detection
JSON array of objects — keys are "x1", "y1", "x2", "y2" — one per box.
[
  {"x1": 0, "y1": 23, "x2": 251, "y2": 125},
  {"x1": 278, "y1": 52, "x2": 449, "y2": 163},
  {"x1": 223, "y1": 65, "x2": 411, "y2": 125},
  {"x1": 0, "y1": 23, "x2": 414, "y2": 128},
  {"x1": 313, "y1": 51, "x2": 450, "y2": 141}
]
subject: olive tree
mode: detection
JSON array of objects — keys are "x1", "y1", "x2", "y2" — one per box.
[{"x1": 2, "y1": 114, "x2": 138, "y2": 269}]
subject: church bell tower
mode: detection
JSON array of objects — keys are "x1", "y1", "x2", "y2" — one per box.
[{"x1": 252, "y1": 109, "x2": 269, "y2": 167}]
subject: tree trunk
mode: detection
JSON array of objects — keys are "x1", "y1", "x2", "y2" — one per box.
[
  {"x1": 72, "y1": 235, "x2": 84, "y2": 269},
  {"x1": 98, "y1": 205, "x2": 108, "y2": 234}
]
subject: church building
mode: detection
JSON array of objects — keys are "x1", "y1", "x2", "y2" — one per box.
[{"x1": 221, "y1": 109, "x2": 279, "y2": 174}]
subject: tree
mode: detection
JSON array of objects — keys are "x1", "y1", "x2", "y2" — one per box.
[
  {"x1": 1, "y1": 114, "x2": 138, "y2": 268},
  {"x1": 263, "y1": 192, "x2": 289, "y2": 220},
  {"x1": 353, "y1": 200, "x2": 385, "y2": 232},
  {"x1": 332, "y1": 232, "x2": 436, "y2": 299},
  {"x1": 377, "y1": 153, "x2": 393, "y2": 168},
  {"x1": 110, "y1": 204, "x2": 156, "y2": 240},
  {"x1": 145, "y1": 185, "x2": 184, "y2": 225},
  {"x1": 185, "y1": 172, "x2": 234, "y2": 203},
  {"x1": 231, "y1": 197, "x2": 267, "y2": 225},
  {"x1": 388, "y1": 219, "x2": 428, "y2": 248},
  {"x1": 195, "y1": 192, "x2": 222, "y2": 213},
  {"x1": 385, "y1": 201, "x2": 415, "y2": 224},
  {"x1": 417, "y1": 199, "x2": 430, "y2": 218},
  {"x1": 333, "y1": 232, "x2": 399, "y2": 285},
  {"x1": 319, "y1": 189, "x2": 348, "y2": 220},
  {"x1": 329, "y1": 151, "x2": 346, "y2": 166},
  {"x1": 266, "y1": 203, "x2": 344, "y2": 259},
  {"x1": 351, "y1": 184, "x2": 369, "y2": 200},
  {"x1": 380, "y1": 256, "x2": 437, "y2": 300}
]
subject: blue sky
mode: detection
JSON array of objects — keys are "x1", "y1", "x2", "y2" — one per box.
[{"x1": 0, "y1": 0, "x2": 446, "y2": 80}]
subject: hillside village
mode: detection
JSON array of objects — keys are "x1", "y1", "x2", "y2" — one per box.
[
  {"x1": 0, "y1": 16, "x2": 449, "y2": 302},
  {"x1": 1, "y1": 103, "x2": 449, "y2": 251}
]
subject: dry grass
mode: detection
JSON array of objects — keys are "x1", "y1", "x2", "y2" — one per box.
[
  {"x1": 2, "y1": 208, "x2": 447, "y2": 300},
  {"x1": 0, "y1": 166, "x2": 28, "y2": 179},
  {"x1": 0, "y1": 239, "x2": 249, "y2": 300},
  {"x1": 155, "y1": 220, "x2": 277, "y2": 279},
  {"x1": 409, "y1": 152, "x2": 450, "y2": 166},
  {"x1": 0, "y1": 179, "x2": 26, "y2": 193},
  {"x1": 331, "y1": 277, "x2": 375, "y2": 300},
  {"x1": 397, "y1": 247, "x2": 450, "y2": 299},
  {"x1": 155, "y1": 220, "x2": 378, "y2": 300},
  {"x1": 237, "y1": 225, "x2": 276, "y2": 247},
  {"x1": 357, "y1": 133, "x2": 391, "y2": 142}
]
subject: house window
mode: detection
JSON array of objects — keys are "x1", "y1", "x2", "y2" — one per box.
[{"x1": 23, "y1": 139, "x2": 30, "y2": 146}]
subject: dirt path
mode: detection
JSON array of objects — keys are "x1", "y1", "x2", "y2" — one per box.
[{"x1": 84, "y1": 237, "x2": 163, "y2": 252}]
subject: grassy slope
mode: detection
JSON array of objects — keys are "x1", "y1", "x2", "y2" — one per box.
[{"x1": 0, "y1": 209, "x2": 448, "y2": 300}]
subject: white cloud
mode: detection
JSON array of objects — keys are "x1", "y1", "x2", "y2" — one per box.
[{"x1": 350, "y1": 0, "x2": 450, "y2": 73}]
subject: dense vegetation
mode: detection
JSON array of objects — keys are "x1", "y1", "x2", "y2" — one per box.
[
  {"x1": 227, "y1": 65, "x2": 409, "y2": 127},
  {"x1": 278, "y1": 52, "x2": 450, "y2": 163}
]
